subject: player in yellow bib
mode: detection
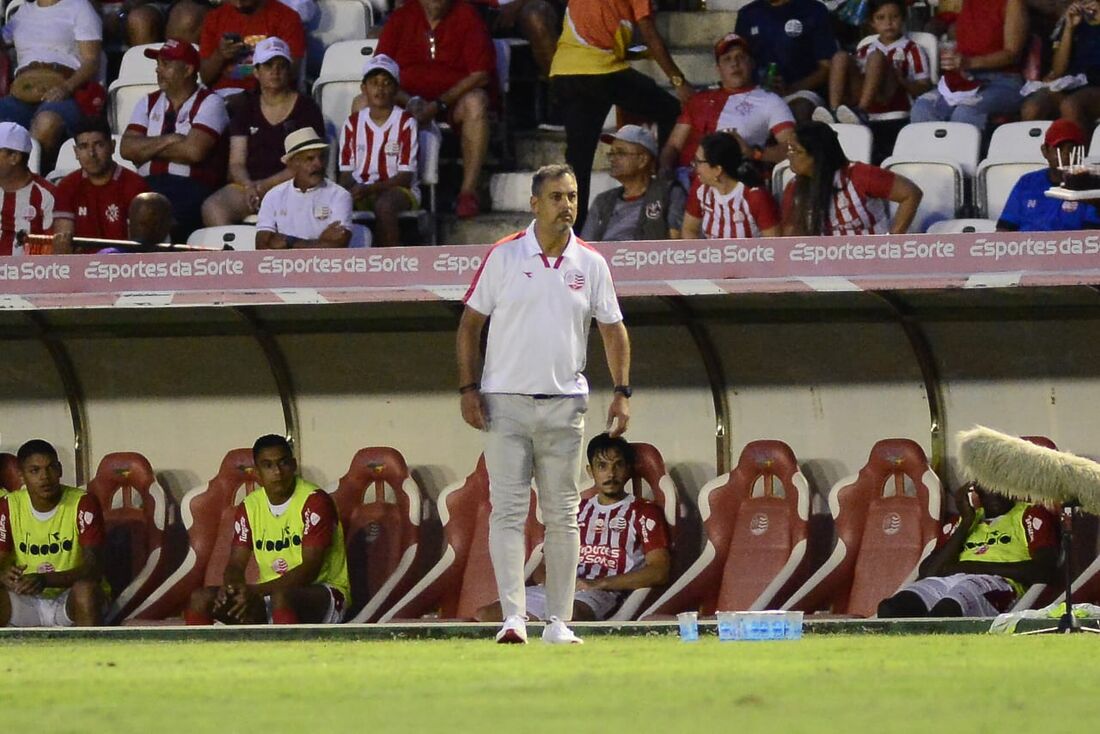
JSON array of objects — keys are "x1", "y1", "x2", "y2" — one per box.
[
  {"x1": 878, "y1": 482, "x2": 1059, "y2": 617},
  {"x1": 0, "y1": 439, "x2": 107, "y2": 627},
  {"x1": 186, "y1": 435, "x2": 350, "y2": 625}
]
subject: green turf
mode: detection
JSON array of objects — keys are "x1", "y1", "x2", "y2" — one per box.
[{"x1": 3, "y1": 636, "x2": 1098, "y2": 733}]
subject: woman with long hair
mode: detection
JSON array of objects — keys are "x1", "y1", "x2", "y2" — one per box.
[
  {"x1": 682, "y1": 132, "x2": 780, "y2": 239},
  {"x1": 781, "y1": 121, "x2": 922, "y2": 236}
]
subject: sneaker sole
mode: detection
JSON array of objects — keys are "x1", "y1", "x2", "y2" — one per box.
[{"x1": 496, "y1": 629, "x2": 527, "y2": 644}]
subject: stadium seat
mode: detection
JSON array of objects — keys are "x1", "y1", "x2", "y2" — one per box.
[
  {"x1": 27, "y1": 138, "x2": 40, "y2": 175},
  {"x1": 126, "y1": 449, "x2": 262, "y2": 621},
  {"x1": 1091, "y1": 124, "x2": 1100, "y2": 157},
  {"x1": 4, "y1": 0, "x2": 23, "y2": 22},
  {"x1": 329, "y1": 447, "x2": 429, "y2": 623},
  {"x1": 573, "y1": 442, "x2": 680, "y2": 621},
  {"x1": 84, "y1": 452, "x2": 188, "y2": 624},
  {"x1": 781, "y1": 438, "x2": 943, "y2": 618},
  {"x1": 306, "y1": 0, "x2": 373, "y2": 78},
  {"x1": 0, "y1": 452, "x2": 22, "y2": 493},
  {"x1": 640, "y1": 440, "x2": 814, "y2": 618},
  {"x1": 924, "y1": 218, "x2": 997, "y2": 234},
  {"x1": 770, "y1": 123, "x2": 872, "y2": 196},
  {"x1": 47, "y1": 135, "x2": 135, "y2": 184},
  {"x1": 379, "y1": 455, "x2": 544, "y2": 621},
  {"x1": 312, "y1": 39, "x2": 380, "y2": 178},
  {"x1": 187, "y1": 225, "x2": 257, "y2": 251},
  {"x1": 975, "y1": 121, "x2": 1050, "y2": 219},
  {"x1": 881, "y1": 122, "x2": 981, "y2": 232}
]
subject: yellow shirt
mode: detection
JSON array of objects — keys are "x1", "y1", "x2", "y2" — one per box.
[{"x1": 549, "y1": 0, "x2": 652, "y2": 77}]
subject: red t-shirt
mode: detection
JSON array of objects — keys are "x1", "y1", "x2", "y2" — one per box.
[
  {"x1": 375, "y1": 0, "x2": 496, "y2": 102},
  {"x1": 54, "y1": 165, "x2": 149, "y2": 246},
  {"x1": 956, "y1": 0, "x2": 1015, "y2": 71},
  {"x1": 199, "y1": 0, "x2": 307, "y2": 92},
  {"x1": 231, "y1": 489, "x2": 338, "y2": 550}
]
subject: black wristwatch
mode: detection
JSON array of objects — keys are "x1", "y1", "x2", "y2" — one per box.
[{"x1": 613, "y1": 385, "x2": 633, "y2": 398}]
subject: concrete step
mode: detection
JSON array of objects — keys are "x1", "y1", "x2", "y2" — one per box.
[
  {"x1": 656, "y1": 10, "x2": 740, "y2": 48},
  {"x1": 489, "y1": 170, "x2": 619, "y2": 213},
  {"x1": 514, "y1": 130, "x2": 612, "y2": 172},
  {"x1": 439, "y1": 212, "x2": 531, "y2": 246},
  {"x1": 630, "y1": 48, "x2": 719, "y2": 88}
]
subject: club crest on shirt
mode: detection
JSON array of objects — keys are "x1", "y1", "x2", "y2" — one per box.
[
  {"x1": 19, "y1": 205, "x2": 36, "y2": 221},
  {"x1": 314, "y1": 205, "x2": 332, "y2": 220},
  {"x1": 384, "y1": 141, "x2": 400, "y2": 156},
  {"x1": 645, "y1": 200, "x2": 663, "y2": 220},
  {"x1": 564, "y1": 269, "x2": 585, "y2": 290},
  {"x1": 784, "y1": 19, "x2": 803, "y2": 37},
  {"x1": 272, "y1": 557, "x2": 289, "y2": 575},
  {"x1": 37, "y1": 562, "x2": 55, "y2": 573},
  {"x1": 1062, "y1": 201, "x2": 1079, "y2": 212},
  {"x1": 609, "y1": 516, "x2": 628, "y2": 530},
  {"x1": 106, "y1": 204, "x2": 121, "y2": 223}
]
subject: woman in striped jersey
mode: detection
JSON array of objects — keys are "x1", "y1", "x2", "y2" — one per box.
[
  {"x1": 681, "y1": 132, "x2": 781, "y2": 240},
  {"x1": 781, "y1": 121, "x2": 922, "y2": 236}
]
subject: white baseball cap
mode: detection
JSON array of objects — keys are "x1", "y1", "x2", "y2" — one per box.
[
  {"x1": 362, "y1": 53, "x2": 400, "y2": 84},
  {"x1": 254, "y1": 36, "x2": 292, "y2": 66},
  {"x1": 0, "y1": 121, "x2": 32, "y2": 154},
  {"x1": 600, "y1": 124, "x2": 658, "y2": 157}
]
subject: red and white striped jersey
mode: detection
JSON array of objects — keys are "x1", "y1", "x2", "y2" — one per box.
[
  {"x1": 856, "y1": 36, "x2": 930, "y2": 113},
  {"x1": 576, "y1": 494, "x2": 670, "y2": 581},
  {"x1": 126, "y1": 88, "x2": 229, "y2": 188},
  {"x1": 781, "y1": 162, "x2": 896, "y2": 236},
  {"x1": 0, "y1": 175, "x2": 58, "y2": 256},
  {"x1": 686, "y1": 179, "x2": 780, "y2": 239},
  {"x1": 339, "y1": 106, "x2": 419, "y2": 198}
]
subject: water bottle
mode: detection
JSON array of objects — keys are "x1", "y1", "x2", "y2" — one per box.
[{"x1": 764, "y1": 62, "x2": 778, "y2": 91}]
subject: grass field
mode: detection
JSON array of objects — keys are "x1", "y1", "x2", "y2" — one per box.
[{"x1": 4, "y1": 635, "x2": 1099, "y2": 733}]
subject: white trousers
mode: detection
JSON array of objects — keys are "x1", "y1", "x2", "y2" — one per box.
[{"x1": 483, "y1": 393, "x2": 587, "y2": 621}]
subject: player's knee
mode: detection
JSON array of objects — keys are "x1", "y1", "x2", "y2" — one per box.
[
  {"x1": 31, "y1": 112, "x2": 64, "y2": 140},
  {"x1": 457, "y1": 90, "x2": 489, "y2": 121},
  {"x1": 877, "y1": 590, "x2": 926, "y2": 618},
  {"x1": 1058, "y1": 94, "x2": 1082, "y2": 119},
  {"x1": 928, "y1": 597, "x2": 964, "y2": 617}
]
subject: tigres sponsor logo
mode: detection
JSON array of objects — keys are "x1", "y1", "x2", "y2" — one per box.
[
  {"x1": 1024, "y1": 514, "x2": 1043, "y2": 542},
  {"x1": 235, "y1": 518, "x2": 250, "y2": 542},
  {"x1": 0, "y1": 514, "x2": 6, "y2": 543}
]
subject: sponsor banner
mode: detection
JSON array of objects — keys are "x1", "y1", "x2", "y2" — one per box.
[{"x1": 0, "y1": 231, "x2": 1099, "y2": 309}]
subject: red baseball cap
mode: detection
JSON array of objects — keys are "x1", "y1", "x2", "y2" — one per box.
[
  {"x1": 713, "y1": 32, "x2": 749, "y2": 61},
  {"x1": 1045, "y1": 118, "x2": 1086, "y2": 147},
  {"x1": 144, "y1": 39, "x2": 200, "y2": 68}
]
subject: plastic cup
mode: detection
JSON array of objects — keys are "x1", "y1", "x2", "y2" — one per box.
[
  {"x1": 716, "y1": 611, "x2": 738, "y2": 641},
  {"x1": 785, "y1": 610, "x2": 804, "y2": 640},
  {"x1": 677, "y1": 612, "x2": 699, "y2": 642}
]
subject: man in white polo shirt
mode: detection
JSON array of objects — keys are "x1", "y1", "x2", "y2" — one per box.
[
  {"x1": 456, "y1": 163, "x2": 632, "y2": 645},
  {"x1": 256, "y1": 127, "x2": 354, "y2": 249}
]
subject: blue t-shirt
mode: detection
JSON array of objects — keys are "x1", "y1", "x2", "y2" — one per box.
[
  {"x1": 1070, "y1": 23, "x2": 1100, "y2": 76},
  {"x1": 734, "y1": 0, "x2": 838, "y2": 88},
  {"x1": 998, "y1": 169, "x2": 1100, "y2": 232}
]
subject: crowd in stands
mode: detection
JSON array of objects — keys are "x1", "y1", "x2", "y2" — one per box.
[{"x1": 1, "y1": 0, "x2": 1100, "y2": 253}]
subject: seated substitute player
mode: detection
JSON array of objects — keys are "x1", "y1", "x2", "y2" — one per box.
[
  {"x1": 185, "y1": 434, "x2": 350, "y2": 625},
  {"x1": 341, "y1": 54, "x2": 419, "y2": 248},
  {"x1": 0, "y1": 439, "x2": 107, "y2": 627},
  {"x1": 877, "y1": 482, "x2": 1058, "y2": 618},
  {"x1": 477, "y1": 433, "x2": 671, "y2": 624}
]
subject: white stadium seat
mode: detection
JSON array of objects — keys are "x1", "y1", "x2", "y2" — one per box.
[
  {"x1": 1091, "y1": 124, "x2": 1100, "y2": 157},
  {"x1": 187, "y1": 225, "x2": 257, "y2": 251},
  {"x1": 313, "y1": 39, "x2": 380, "y2": 178},
  {"x1": 27, "y1": 138, "x2": 40, "y2": 174},
  {"x1": 307, "y1": 0, "x2": 372, "y2": 77},
  {"x1": 881, "y1": 122, "x2": 981, "y2": 232},
  {"x1": 976, "y1": 121, "x2": 1050, "y2": 219},
  {"x1": 924, "y1": 218, "x2": 997, "y2": 234}
]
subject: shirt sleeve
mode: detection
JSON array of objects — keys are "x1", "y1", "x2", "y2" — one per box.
[
  {"x1": 908, "y1": 40, "x2": 931, "y2": 81},
  {"x1": 73, "y1": 0, "x2": 104, "y2": 42},
  {"x1": 630, "y1": 0, "x2": 654, "y2": 22},
  {"x1": 460, "y1": 7, "x2": 496, "y2": 78},
  {"x1": 746, "y1": 186, "x2": 781, "y2": 231},
  {"x1": 398, "y1": 112, "x2": 418, "y2": 174},
  {"x1": 765, "y1": 92, "x2": 796, "y2": 136},
  {"x1": 338, "y1": 113, "x2": 357, "y2": 173},
  {"x1": 590, "y1": 252, "x2": 623, "y2": 324},
  {"x1": 192, "y1": 94, "x2": 230, "y2": 138},
  {"x1": 997, "y1": 177, "x2": 1026, "y2": 230},
  {"x1": 301, "y1": 490, "x2": 338, "y2": 548},
  {"x1": 126, "y1": 95, "x2": 151, "y2": 135},
  {"x1": 637, "y1": 503, "x2": 670, "y2": 554},
  {"x1": 76, "y1": 494, "x2": 105, "y2": 548},
  {"x1": 685, "y1": 179, "x2": 703, "y2": 219},
  {"x1": 256, "y1": 190, "x2": 278, "y2": 232},
  {"x1": 232, "y1": 503, "x2": 252, "y2": 547},
  {"x1": 0, "y1": 498, "x2": 11, "y2": 553},
  {"x1": 54, "y1": 174, "x2": 77, "y2": 220},
  {"x1": 1022, "y1": 505, "x2": 1059, "y2": 554},
  {"x1": 462, "y1": 243, "x2": 505, "y2": 314},
  {"x1": 849, "y1": 162, "x2": 896, "y2": 201},
  {"x1": 331, "y1": 185, "x2": 353, "y2": 229}
]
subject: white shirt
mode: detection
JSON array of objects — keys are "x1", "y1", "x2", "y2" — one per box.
[
  {"x1": 464, "y1": 222, "x2": 623, "y2": 396},
  {"x1": 126, "y1": 88, "x2": 229, "y2": 186},
  {"x1": 2, "y1": 0, "x2": 102, "y2": 73},
  {"x1": 256, "y1": 177, "x2": 352, "y2": 240},
  {"x1": 339, "y1": 106, "x2": 419, "y2": 201}
]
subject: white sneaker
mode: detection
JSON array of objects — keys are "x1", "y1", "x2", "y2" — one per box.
[
  {"x1": 495, "y1": 615, "x2": 528, "y2": 644},
  {"x1": 811, "y1": 106, "x2": 837, "y2": 124},
  {"x1": 541, "y1": 616, "x2": 584, "y2": 645}
]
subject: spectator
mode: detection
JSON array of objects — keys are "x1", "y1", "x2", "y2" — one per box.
[
  {"x1": 911, "y1": 0, "x2": 1028, "y2": 129},
  {"x1": 813, "y1": 0, "x2": 933, "y2": 125},
  {"x1": 121, "y1": 39, "x2": 230, "y2": 243},
  {"x1": 550, "y1": 0, "x2": 690, "y2": 230},
  {"x1": 733, "y1": 0, "x2": 839, "y2": 124},
  {"x1": 256, "y1": 127, "x2": 354, "y2": 249},
  {"x1": 199, "y1": 0, "x2": 306, "y2": 100},
  {"x1": 477, "y1": 433, "x2": 671, "y2": 623},
  {"x1": 683, "y1": 132, "x2": 780, "y2": 240},
  {"x1": 101, "y1": 0, "x2": 164, "y2": 48},
  {"x1": 1020, "y1": 0, "x2": 1100, "y2": 128},
  {"x1": 0, "y1": 439, "x2": 107, "y2": 627},
  {"x1": 0, "y1": 0, "x2": 103, "y2": 167},
  {"x1": 376, "y1": 0, "x2": 495, "y2": 220},
  {"x1": 878, "y1": 482, "x2": 1058, "y2": 617},
  {"x1": 340, "y1": 54, "x2": 419, "y2": 248},
  {"x1": 659, "y1": 32, "x2": 795, "y2": 188},
  {"x1": 781, "y1": 121, "x2": 922, "y2": 235},
  {"x1": 997, "y1": 118, "x2": 1100, "y2": 231},
  {"x1": 128, "y1": 192, "x2": 175, "y2": 249},
  {"x1": 202, "y1": 37, "x2": 323, "y2": 227},
  {"x1": 582, "y1": 125, "x2": 684, "y2": 241},
  {"x1": 469, "y1": 0, "x2": 563, "y2": 78},
  {"x1": 185, "y1": 434, "x2": 351, "y2": 625},
  {"x1": 0, "y1": 122, "x2": 59, "y2": 256},
  {"x1": 164, "y1": 0, "x2": 211, "y2": 44},
  {"x1": 53, "y1": 117, "x2": 149, "y2": 254}
]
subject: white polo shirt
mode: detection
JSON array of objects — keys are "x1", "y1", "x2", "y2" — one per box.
[
  {"x1": 256, "y1": 177, "x2": 352, "y2": 240},
  {"x1": 464, "y1": 222, "x2": 623, "y2": 396}
]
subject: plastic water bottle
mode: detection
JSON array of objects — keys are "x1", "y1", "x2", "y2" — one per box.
[{"x1": 764, "y1": 63, "x2": 779, "y2": 91}]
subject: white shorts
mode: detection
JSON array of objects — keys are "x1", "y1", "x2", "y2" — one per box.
[
  {"x1": 262, "y1": 584, "x2": 346, "y2": 624},
  {"x1": 525, "y1": 583, "x2": 623, "y2": 621},
  {"x1": 5, "y1": 589, "x2": 74, "y2": 628},
  {"x1": 902, "y1": 573, "x2": 1018, "y2": 616}
]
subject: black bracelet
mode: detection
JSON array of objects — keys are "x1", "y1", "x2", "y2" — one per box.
[{"x1": 459, "y1": 382, "x2": 479, "y2": 394}]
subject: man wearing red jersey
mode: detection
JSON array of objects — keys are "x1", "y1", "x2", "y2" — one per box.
[
  {"x1": 478, "y1": 433, "x2": 671, "y2": 623},
  {"x1": 54, "y1": 118, "x2": 149, "y2": 253}
]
